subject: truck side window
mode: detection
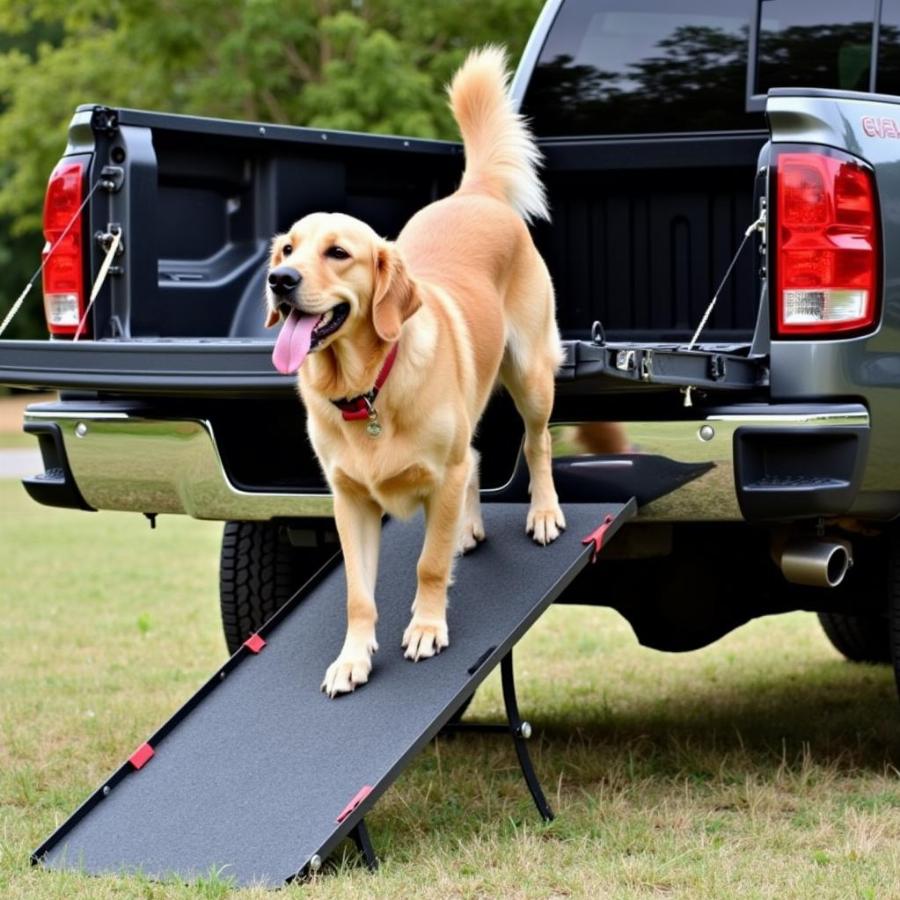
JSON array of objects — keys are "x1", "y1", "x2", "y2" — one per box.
[
  {"x1": 755, "y1": 0, "x2": 874, "y2": 95},
  {"x1": 877, "y1": 0, "x2": 900, "y2": 95},
  {"x1": 521, "y1": 0, "x2": 757, "y2": 137}
]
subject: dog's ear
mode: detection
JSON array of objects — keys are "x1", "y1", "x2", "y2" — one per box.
[
  {"x1": 371, "y1": 243, "x2": 421, "y2": 342},
  {"x1": 264, "y1": 305, "x2": 280, "y2": 329}
]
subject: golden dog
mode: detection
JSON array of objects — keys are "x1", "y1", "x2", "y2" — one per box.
[{"x1": 266, "y1": 47, "x2": 565, "y2": 696}]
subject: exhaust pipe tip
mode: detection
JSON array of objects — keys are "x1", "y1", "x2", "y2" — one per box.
[{"x1": 780, "y1": 539, "x2": 852, "y2": 589}]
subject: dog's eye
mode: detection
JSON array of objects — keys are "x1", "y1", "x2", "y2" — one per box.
[
  {"x1": 282, "y1": 244, "x2": 293, "y2": 257},
  {"x1": 325, "y1": 246, "x2": 350, "y2": 260}
]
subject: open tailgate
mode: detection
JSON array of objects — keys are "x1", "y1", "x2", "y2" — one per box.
[{"x1": 0, "y1": 338, "x2": 768, "y2": 396}]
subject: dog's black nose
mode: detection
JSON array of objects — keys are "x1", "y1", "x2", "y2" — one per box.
[{"x1": 268, "y1": 266, "x2": 301, "y2": 296}]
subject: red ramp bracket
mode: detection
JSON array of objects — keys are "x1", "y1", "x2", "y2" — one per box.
[
  {"x1": 128, "y1": 743, "x2": 154, "y2": 771},
  {"x1": 582, "y1": 514, "x2": 615, "y2": 562},
  {"x1": 336, "y1": 785, "x2": 373, "y2": 824},
  {"x1": 243, "y1": 633, "x2": 266, "y2": 654}
]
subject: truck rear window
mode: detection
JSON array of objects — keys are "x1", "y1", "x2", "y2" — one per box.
[
  {"x1": 521, "y1": 0, "x2": 758, "y2": 137},
  {"x1": 755, "y1": 0, "x2": 873, "y2": 96},
  {"x1": 876, "y1": 0, "x2": 900, "y2": 95}
]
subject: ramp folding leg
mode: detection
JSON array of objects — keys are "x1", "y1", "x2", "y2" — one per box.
[
  {"x1": 347, "y1": 822, "x2": 377, "y2": 872},
  {"x1": 33, "y1": 501, "x2": 635, "y2": 887},
  {"x1": 444, "y1": 649, "x2": 555, "y2": 822}
]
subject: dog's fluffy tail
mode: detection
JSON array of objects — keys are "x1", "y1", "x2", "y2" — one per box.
[{"x1": 448, "y1": 46, "x2": 549, "y2": 223}]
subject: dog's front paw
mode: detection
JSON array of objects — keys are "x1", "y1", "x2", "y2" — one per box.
[
  {"x1": 321, "y1": 637, "x2": 378, "y2": 698},
  {"x1": 402, "y1": 617, "x2": 449, "y2": 661},
  {"x1": 526, "y1": 504, "x2": 566, "y2": 546},
  {"x1": 456, "y1": 514, "x2": 486, "y2": 555}
]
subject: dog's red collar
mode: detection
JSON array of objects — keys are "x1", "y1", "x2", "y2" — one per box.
[{"x1": 331, "y1": 342, "x2": 399, "y2": 422}]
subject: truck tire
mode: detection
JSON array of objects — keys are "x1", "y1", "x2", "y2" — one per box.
[
  {"x1": 817, "y1": 611, "x2": 891, "y2": 664},
  {"x1": 219, "y1": 521, "x2": 327, "y2": 656}
]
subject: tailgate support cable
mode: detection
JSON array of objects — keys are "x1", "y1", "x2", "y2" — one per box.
[
  {"x1": 682, "y1": 208, "x2": 766, "y2": 407},
  {"x1": 0, "y1": 177, "x2": 104, "y2": 338},
  {"x1": 73, "y1": 229, "x2": 121, "y2": 341}
]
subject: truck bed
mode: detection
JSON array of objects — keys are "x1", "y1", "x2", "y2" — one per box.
[
  {"x1": 12, "y1": 106, "x2": 767, "y2": 350},
  {"x1": 0, "y1": 107, "x2": 770, "y2": 396}
]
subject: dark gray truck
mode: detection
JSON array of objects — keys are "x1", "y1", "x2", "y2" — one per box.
[{"x1": 3, "y1": 0, "x2": 900, "y2": 695}]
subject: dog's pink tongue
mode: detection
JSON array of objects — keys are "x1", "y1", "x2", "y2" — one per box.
[{"x1": 272, "y1": 309, "x2": 317, "y2": 374}]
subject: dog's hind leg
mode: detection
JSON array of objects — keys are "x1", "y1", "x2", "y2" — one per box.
[
  {"x1": 500, "y1": 335, "x2": 565, "y2": 545},
  {"x1": 457, "y1": 446, "x2": 485, "y2": 555},
  {"x1": 403, "y1": 457, "x2": 470, "y2": 660},
  {"x1": 322, "y1": 481, "x2": 382, "y2": 697}
]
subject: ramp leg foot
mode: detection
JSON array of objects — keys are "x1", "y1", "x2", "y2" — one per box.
[
  {"x1": 501, "y1": 650, "x2": 555, "y2": 822},
  {"x1": 351, "y1": 820, "x2": 378, "y2": 871}
]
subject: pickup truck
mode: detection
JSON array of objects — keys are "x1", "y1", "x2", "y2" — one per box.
[{"x1": 3, "y1": 0, "x2": 900, "y2": 698}]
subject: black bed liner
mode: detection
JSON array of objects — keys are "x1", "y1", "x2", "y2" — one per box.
[
  {"x1": 0, "y1": 337, "x2": 767, "y2": 395},
  {"x1": 33, "y1": 501, "x2": 634, "y2": 887}
]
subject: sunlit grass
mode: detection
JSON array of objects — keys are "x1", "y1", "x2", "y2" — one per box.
[{"x1": 0, "y1": 431, "x2": 38, "y2": 449}]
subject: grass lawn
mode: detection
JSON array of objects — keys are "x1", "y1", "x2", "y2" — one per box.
[
  {"x1": 3, "y1": 480, "x2": 900, "y2": 898},
  {"x1": 0, "y1": 432, "x2": 38, "y2": 449}
]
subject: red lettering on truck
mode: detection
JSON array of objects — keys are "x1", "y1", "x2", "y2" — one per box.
[{"x1": 861, "y1": 115, "x2": 900, "y2": 137}]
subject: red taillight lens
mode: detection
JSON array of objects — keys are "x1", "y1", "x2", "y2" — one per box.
[
  {"x1": 42, "y1": 161, "x2": 86, "y2": 336},
  {"x1": 775, "y1": 151, "x2": 879, "y2": 337}
]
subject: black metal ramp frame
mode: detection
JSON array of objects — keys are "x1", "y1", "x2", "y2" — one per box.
[{"x1": 33, "y1": 501, "x2": 634, "y2": 887}]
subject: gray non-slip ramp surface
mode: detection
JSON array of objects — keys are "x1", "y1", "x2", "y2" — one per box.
[{"x1": 37, "y1": 502, "x2": 632, "y2": 886}]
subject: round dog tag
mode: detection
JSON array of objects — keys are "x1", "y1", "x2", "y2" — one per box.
[{"x1": 366, "y1": 420, "x2": 382, "y2": 437}]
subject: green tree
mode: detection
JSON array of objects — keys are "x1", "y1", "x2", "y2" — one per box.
[{"x1": 0, "y1": 0, "x2": 541, "y2": 338}]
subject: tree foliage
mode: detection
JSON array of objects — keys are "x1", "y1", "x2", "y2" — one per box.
[{"x1": 0, "y1": 0, "x2": 541, "y2": 337}]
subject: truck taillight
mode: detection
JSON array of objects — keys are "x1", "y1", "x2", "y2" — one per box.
[
  {"x1": 774, "y1": 150, "x2": 879, "y2": 337},
  {"x1": 42, "y1": 161, "x2": 86, "y2": 336}
]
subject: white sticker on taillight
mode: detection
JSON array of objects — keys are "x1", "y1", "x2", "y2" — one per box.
[
  {"x1": 43, "y1": 292, "x2": 80, "y2": 327},
  {"x1": 782, "y1": 289, "x2": 867, "y2": 325}
]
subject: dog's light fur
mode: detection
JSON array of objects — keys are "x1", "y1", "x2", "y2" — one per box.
[{"x1": 267, "y1": 47, "x2": 565, "y2": 696}]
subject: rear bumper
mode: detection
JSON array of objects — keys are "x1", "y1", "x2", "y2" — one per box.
[
  {"x1": 23, "y1": 405, "x2": 332, "y2": 520},
  {"x1": 21, "y1": 401, "x2": 871, "y2": 523}
]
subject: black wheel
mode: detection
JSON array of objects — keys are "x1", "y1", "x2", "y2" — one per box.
[
  {"x1": 818, "y1": 611, "x2": 891, "y2": 664},
  {"x1": 219, "y1": 521, "x2": 334, "y2": 656}
]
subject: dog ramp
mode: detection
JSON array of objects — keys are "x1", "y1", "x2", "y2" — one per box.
[{"x1": 34, "y1": 501, "x2": 635, "y2": 887}]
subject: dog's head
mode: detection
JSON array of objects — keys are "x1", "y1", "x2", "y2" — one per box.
[{"x1": 266, "y1": 212, "x2": 420, "y2": 375}]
